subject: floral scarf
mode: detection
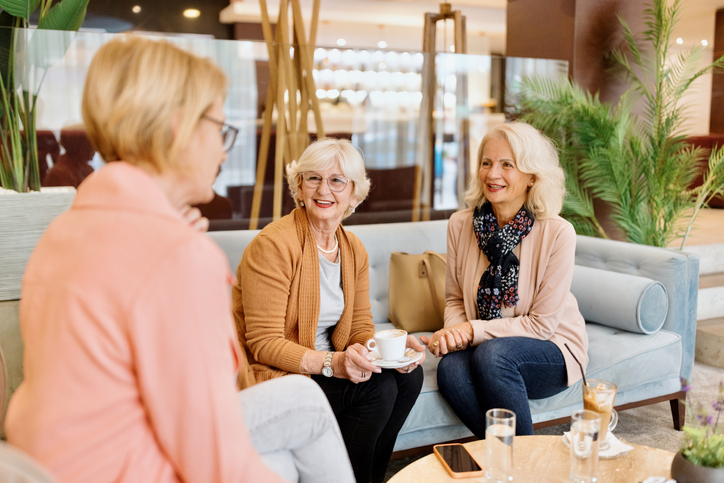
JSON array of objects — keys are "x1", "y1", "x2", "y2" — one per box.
[{"x1": 473, "y1": 201, "x2": 535, "y2": 320}]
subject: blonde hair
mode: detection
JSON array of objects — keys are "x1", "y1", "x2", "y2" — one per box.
[
  {"x1": 286, "y1": 138, "x2": 371, "y2": 219},
  {"x1": 82, "y1": 35, "x2": 227, "y2": 173},
  {"x1": 464, "y1": 122, "x2": 565, "y2": 219}
]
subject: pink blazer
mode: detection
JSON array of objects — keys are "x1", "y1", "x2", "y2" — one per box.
[
  {"x1": 6, "y1": 162, "x2": 284, "y2": 483},
  {"x1": 445, "y1": 209, "x2": 589, "y2": 386}
]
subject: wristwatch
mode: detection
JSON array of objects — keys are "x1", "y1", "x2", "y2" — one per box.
[{"x1": 322, "y1": 352, "x2": 334, "y2": 377}]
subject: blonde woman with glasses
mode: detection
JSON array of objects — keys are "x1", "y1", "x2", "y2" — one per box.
[
  {"x1": 6, "y1": 36, "x2": 354, "y2": 483},
  {"x1": 233, "y1": 138, "x2": 426, "y2": 483}
]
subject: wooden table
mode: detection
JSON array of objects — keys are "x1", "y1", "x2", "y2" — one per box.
[{"x1": 388, "y1": 435, "x2": 675, "y2": 482}]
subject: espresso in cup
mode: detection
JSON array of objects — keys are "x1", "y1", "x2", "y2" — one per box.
[{"x1": 366, "y1": 329, "x2": 407, "y2": 361}]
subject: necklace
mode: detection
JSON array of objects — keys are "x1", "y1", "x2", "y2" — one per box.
[{"x1": 317, "y1": 235, "x2": 338, "y2": 254}]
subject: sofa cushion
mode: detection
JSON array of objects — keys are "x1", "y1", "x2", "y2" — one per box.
[
  {"x1": 571, "y1": 266, "x2": 668, "y2": 334},
  {"x1": 396, "y1": 323, "x2": 681, "y2": 446}
]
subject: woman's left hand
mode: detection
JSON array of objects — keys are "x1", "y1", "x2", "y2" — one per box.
[
  {"x1": 181, "y1": 205, "x2": 209, "y2": 233},
  {"x1": 420, "y1": 322, "x2": 473, "y2": 358},
  {"x1": 395, "y1": 335, "x2": 427, "y2": 374}
]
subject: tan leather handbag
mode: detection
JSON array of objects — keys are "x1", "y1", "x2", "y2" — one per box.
[{"x1": 388, "y1": 251, "x2": 447, "y2": 333}]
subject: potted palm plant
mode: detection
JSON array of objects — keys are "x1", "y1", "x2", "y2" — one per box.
[
  {"x1": 0, "y1": 0, "x2": 89, "y2": 300},
  {"x1": 516, "y1": 0, "x2": 724, "y2": 248}
]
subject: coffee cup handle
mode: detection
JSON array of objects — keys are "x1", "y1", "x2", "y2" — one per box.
[
  {"x1": 608, "y1": 409, "x2": 618, "y2": 432},
  {"x1": 366, "y1": 339, "x2": 376, "y2": 352}
]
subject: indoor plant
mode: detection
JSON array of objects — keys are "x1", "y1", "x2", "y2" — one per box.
[
  {"x1": 0, "y1": 0, "x2": 89, "y2": 192},
  {"x1": 516, "y1": 0, "x2": 724, "y2": 248},
  {"x1": 670, "y1": 382, "x2": 724, "y2": 482}
]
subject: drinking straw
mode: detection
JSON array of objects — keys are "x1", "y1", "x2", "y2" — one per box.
[{"x1": 564, "y1": 343, "x2": 587, "y2": 388}]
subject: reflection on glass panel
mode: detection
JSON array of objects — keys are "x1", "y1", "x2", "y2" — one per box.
[{"x1": 4, "y1": 28, "x2": 567, "y2": 229}]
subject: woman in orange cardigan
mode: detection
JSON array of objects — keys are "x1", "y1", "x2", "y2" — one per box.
[
  {"x1": 234, "y1": 138, "x2": 425, "y2": 483},
  {"x1": 421, "y1": 122, "x2": 588, "y2": 437}
]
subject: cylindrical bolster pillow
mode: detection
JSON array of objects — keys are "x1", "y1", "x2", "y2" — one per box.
[{"x1": 571, "y1": 265, "x2": 668, "y2": 334}]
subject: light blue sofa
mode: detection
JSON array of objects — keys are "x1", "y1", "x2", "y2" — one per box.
[{"x1": 209, "y1": 218, "x2": 700, "y2": 453}]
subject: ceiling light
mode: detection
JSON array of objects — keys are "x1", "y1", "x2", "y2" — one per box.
[
  {"x1": 676, "y1": 37, "x2": 683, "y2": 44},
  {"x1": 702, "y1": 39, "x2": 709, "y2": 46},
  {"x1": 132, "y1": 5, "x2": 141, "y2": 13},
  {"x1": 378, "y1": 40, "x2": 387, "y2": 49},
  {"x1": 183, "y1": 9, "x2": 200, "y2": 18},
  {"x1": 337, "y1": 38, "x2": 346, "y2": 47}
]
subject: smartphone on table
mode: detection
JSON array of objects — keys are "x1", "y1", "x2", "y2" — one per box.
[{"x1": 433, "y1": 443, "x2": 485, "y2": 478}]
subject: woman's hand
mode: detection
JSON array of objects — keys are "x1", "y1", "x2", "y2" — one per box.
[
  {"x1": 333, "y1": 343, "x2": 380, "y2": 384},
  {"x1": 181, "y1": 205, "x2": 209, "y2": 233},
  {"x1": 420, "y1": 322, "x2": 473, "y2": 358},
  {"x1": 395, "y1": 335, "x2": 427, "y2": 374}
]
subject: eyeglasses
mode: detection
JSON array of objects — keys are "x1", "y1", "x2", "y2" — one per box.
[
  {"x1": 302, "y1": 172, "x2": 350, "y2": 192},
  {"x1": 202, "y1": 115, "x2": 239, "y2": 153}
]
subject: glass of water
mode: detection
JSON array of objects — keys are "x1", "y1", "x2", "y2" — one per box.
[
  {"x1": 485, "y1": 408, "x2": 515, "y2": 482},
  {"x1": 570, "y1": 409, "x2": 601, "y2": 483}
]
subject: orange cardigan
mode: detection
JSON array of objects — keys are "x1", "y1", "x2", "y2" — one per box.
[
  {"x1": 233, "y1": 209, "x2": 376, "y2": 388},
  {"x1": 445, "y1": 208, "x2": 589, "y2": 386}
]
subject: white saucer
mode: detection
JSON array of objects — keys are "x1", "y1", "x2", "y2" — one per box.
[
  {"x1": 370, "y1": 348, "x2": 423, "y2": 369},
  {"x1": 562, "y1": 431, "x2": 633, "y2": 459}
]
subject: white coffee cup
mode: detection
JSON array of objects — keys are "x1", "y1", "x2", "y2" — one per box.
[{"x1": 366, "y1": 329, "x2": 407, "y2": 361}]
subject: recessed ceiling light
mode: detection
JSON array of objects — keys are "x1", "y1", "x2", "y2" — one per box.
[
  {"x1": 702, "y1": 39, "x2": 709, "y2": 46},
  {"x1": 676, "y1": 37, "x2": 683, "y2": 44},
  {"x1": 378, "y1": 40, "x2": 387, "y2": 49},
  {"x1": 337, "y1": 38, "x2": 346, "y2": 47},
  {"x1": 183, "y1": 9, "x2": 200, "y2": 18},
  {"x1": 132, "y1": 5, "x2": 141, "y2": 13}
]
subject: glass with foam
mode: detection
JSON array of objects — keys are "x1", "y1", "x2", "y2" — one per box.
[{"x1": 582, "y1": 379, "x2": 618, "y2": 450}]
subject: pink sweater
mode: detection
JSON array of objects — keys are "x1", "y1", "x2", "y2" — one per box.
[
  {"x1": 445, "y1": 209, "x2": 589, "y2": 386},
  {"x1": 6, "y1": 162, "x2": 284, "y2": 483}
]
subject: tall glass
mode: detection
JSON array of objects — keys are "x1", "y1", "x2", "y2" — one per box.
[
  {"x1": 485, "y1": 408, "x2": 515, "y2": 482},
  {"x1": 582, "y1": 379, "x2": 618, "y2": 450},
  {"x1": 569, "y1": 409, "x2": 601, "y2": 483}
]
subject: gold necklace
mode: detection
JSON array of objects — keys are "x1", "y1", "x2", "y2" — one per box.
[{"x1": 317, "y1": 235, "x2": 338, "y2": 254}]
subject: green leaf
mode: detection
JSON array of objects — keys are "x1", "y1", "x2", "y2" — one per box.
[
  {"x1": 37, "y1": 0, "x2": 89, "y2": 31},
  {"x1": 0, "y1": 0, "x2": 40, "y2": 20}
]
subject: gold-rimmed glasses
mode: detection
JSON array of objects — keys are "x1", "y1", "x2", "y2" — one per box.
[{"x1": 302, "y1": 172, "x2": 350, "y2": 192}]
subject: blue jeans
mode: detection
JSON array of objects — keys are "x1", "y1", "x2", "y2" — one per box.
[{"x1": 437, "y1": 337, "x2": 568, "y2": 437}]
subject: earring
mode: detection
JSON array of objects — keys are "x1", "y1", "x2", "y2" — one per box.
[
  {"x1": 301, "y1": 201, "x2": 305, "y2": 207},
  {"x1": 351, "y1": 206, "x2": 356, "y2": 214}
]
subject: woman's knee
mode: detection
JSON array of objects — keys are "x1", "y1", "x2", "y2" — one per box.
[{"x1": 436, "y1": 351, "x2": 471, "y2": 395}]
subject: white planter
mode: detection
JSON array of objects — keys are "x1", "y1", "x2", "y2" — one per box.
[{"x1": 0, "y1": 187, "x2": 75, "y2": 301}]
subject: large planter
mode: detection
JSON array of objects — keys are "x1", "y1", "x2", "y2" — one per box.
[
  {"x1": 0, "y1": 187, "x2": 75, "y2": 301},
  {"x1": 671, "y1": 451, "x2": 724, "y2": 483}
]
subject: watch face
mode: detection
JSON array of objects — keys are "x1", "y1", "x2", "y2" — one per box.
[{"x1": 322, "y1": 366, "x2": 333, "y2": 377}]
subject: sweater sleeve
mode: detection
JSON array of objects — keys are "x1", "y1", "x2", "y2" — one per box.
[
  {"x1": 130, "y1": 237, "x2": 285, "y2": 483},
  {"x1": 237, "y1": 232, "x2": 310, "y2": 373},
  {"x1": 470, "y1": 222, "x2": 577, "y2": 345},
  {"x1": 444, "y1": 212, "x2": 473, "y2": 328}
]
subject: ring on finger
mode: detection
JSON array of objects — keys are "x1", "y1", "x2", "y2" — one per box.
[
  {"x1": 433, "y1": 340, "x2": 439, "y2": 348},
  {"x1": 407, "y1": 366, "x2": 413, "y2": 373},
  {"x1": 362, "y1": 372, "x2": 366, "y2": 378},
  {"x1": 456, "y1": 344, "x2": 463, "y2": 349}
]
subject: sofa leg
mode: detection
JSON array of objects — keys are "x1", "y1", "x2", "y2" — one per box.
[{"x1": 670, "y1": 398, "x2": 685, "y2": 431}]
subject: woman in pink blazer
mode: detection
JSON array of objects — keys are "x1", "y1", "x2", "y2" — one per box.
[
  {"x1": 6, "y1": 36, "x2": 353, "y2": 483},
  {"x1": 421, "y1": 122, "x2": 588, "y2": 436}
]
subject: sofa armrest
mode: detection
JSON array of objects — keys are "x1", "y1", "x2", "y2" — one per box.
[{"x1": 575, "y1": 235, "x2": 700, "y2": 381}]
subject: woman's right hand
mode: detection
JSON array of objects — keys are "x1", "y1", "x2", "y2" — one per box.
[{"x1": 333, "y1": 344, "x2": 380, "y2": 384}]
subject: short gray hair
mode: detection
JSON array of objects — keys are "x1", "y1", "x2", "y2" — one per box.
[
  {"x1": 464, "y1": 122, "x2": 565, "y2": 219},
  {"x1": 286, "y1": 138, "x2": 371, "y2": 219}
]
